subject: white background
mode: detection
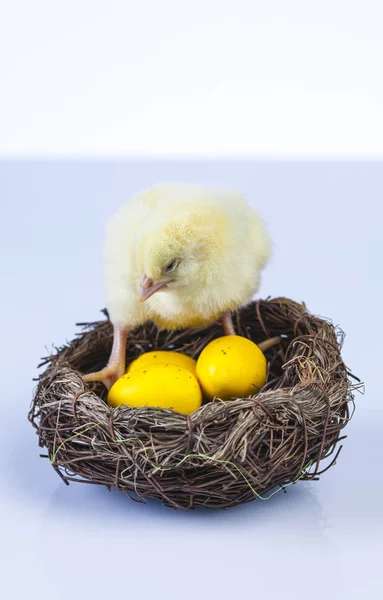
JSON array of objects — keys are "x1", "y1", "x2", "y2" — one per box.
[
  {"x1": 1, "y1": 160, "x2": 382, "y2": 600},
  {"x1": 1, "y1": 0, "x2": 383, "y2": 156},
  {"x1": 1, "y1": 3, "x2": 383, "y2": 600}
]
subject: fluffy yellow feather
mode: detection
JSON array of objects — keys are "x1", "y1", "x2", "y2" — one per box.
[{"x1": 84, "y1": 183, "x2": 272, "y2": 388}]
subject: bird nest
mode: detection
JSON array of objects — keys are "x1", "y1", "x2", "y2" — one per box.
[{"x1": 29, "y1": 297, "x2": 358, "y2": 509}]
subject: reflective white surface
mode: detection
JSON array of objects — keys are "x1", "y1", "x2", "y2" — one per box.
[{"x1": 1, "y1": 161, "x2": 381, "y2": 599}]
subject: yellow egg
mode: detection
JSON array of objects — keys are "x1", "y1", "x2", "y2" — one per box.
[
  {"x1": 127, "y1": 350, "x2": 197, "y2": 376},
  {"x1": 196, "y1": 335, "x2": 267, "y2": 401},
  {"x1": 108, "y1": 364, "x2": 202, "y2": 415}
]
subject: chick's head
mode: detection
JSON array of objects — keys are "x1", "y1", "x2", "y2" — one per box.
[{"x1": 139, "y1": 214, "x2": 213, "y2": 302}]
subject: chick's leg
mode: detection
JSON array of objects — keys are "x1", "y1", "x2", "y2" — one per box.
[
  {"x1": 82, "y1": 325, "x2": 128, "y2": 389},
  {"x1": 222, "y1": 311, "x2": 236, "y2": 336}
]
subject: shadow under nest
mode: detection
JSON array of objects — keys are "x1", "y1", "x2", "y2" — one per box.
[{"x1": 29, "y1": 297, "x2": 358, "y2": 509}]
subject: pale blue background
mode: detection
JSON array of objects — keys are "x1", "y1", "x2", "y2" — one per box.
[{"x1": 0, "y1": 161, "x2": 381, "y2": 599}]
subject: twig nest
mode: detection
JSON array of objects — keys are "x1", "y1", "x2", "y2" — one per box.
[{"x1": 29, "y1": 298, "x2": 358, "y2": 509}]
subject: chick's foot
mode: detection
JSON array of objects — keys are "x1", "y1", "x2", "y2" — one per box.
[
  {"x1": 82, "y1": 362, "x2": 124, "y2": 390},
  {"x1": 82, "y1": 325, "x2": 128, "y2": 390},
  {"x1": 222, "y1": 311, "x2": 236, "y2": 336}
]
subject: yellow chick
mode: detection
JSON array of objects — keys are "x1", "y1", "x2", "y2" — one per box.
[{"x1": 83, "y1": 183, "x2": 271, "y2": 388}]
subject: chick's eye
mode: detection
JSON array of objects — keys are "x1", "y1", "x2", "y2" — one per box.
[{"x1": 163, "y1": 258, "x2": 179, "y2": 274}]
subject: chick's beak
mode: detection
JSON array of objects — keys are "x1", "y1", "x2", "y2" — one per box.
[{"x1": 139, "y1": 274, "x2": 171, "y2": 302}]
